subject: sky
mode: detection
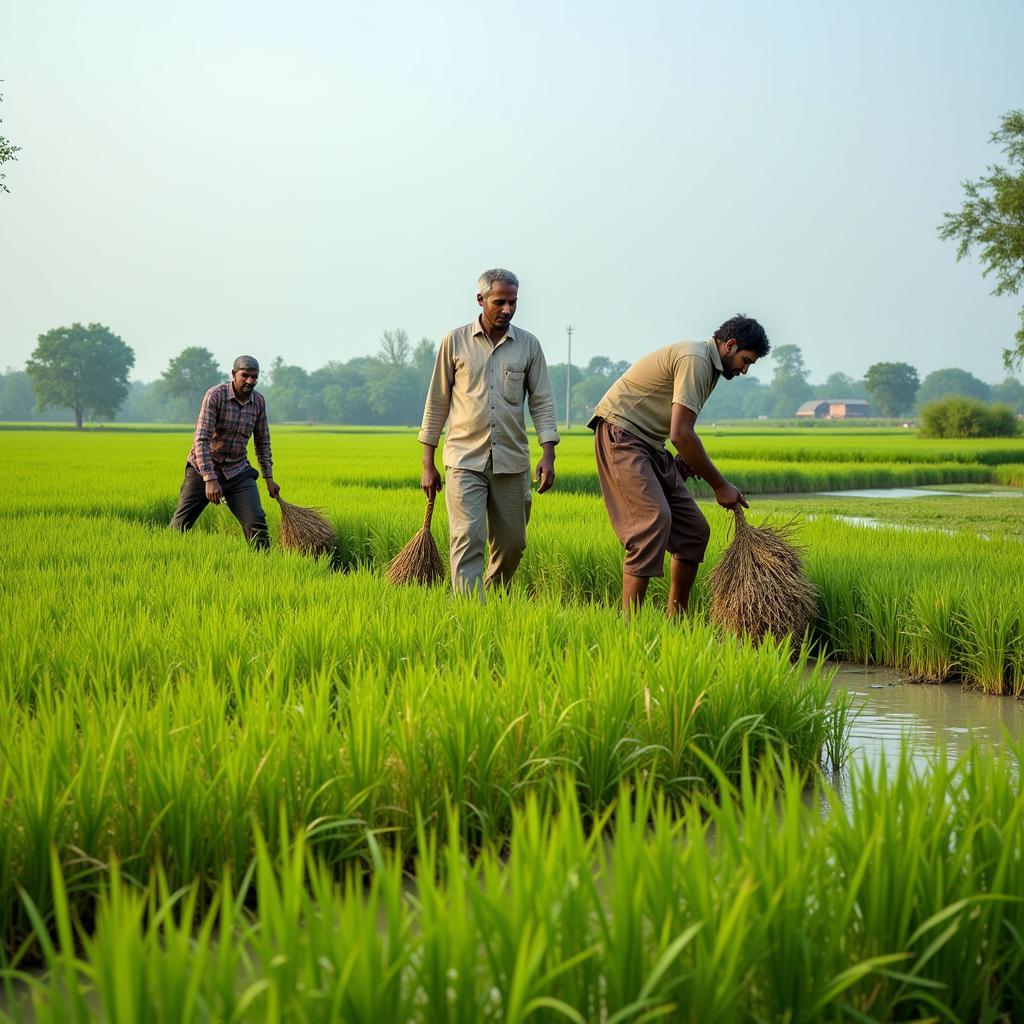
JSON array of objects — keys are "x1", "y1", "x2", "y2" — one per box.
[{"x1": 1, "y1": 0, "x2": 1022, "y2": 386}]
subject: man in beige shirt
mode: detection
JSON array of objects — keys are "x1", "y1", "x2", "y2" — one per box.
[
  {"x1": 589, "y1": 314, "x2": 771, "y2": 618},
  {"x1": 419, "y1": 269, "x2": 559, "y2": 597}
]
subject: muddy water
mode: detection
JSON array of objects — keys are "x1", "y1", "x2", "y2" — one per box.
[{"x1": 830, "y1": 663, "x2": 1024, "y2": 767}]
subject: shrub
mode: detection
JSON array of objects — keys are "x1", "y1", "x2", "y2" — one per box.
[{"x1": 919, "y1": 397, "x2": 1021, "y2": 438}]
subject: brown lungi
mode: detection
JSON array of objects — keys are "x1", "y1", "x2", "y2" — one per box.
[{"x1": 592, "y1": 418, "x2": 710, "y2": 577}]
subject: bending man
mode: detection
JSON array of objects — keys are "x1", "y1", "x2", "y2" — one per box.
[
  {"x1": 169, "y1": 355, "x2": 281, "y2": 548},
  {"x1": 588, "y1": 314, "x2": 770, "y2": 617},
  {"x1": 419, "y1": 268, "x2": 559, "y2": 598}
]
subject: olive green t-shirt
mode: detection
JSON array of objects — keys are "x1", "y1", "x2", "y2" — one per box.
[{"x1": 590, "y1": 341, "x2": 723, "y2": 450}]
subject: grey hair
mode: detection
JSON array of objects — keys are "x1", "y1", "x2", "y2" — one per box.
[
  {"x1": 477, "y1": 268, "x2": 519, "y2": 297},
  {"x1": 232, "y1": 355, "x2": 260, "y2": 372}
]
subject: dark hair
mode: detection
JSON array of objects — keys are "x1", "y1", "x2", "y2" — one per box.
[{"x1": 713, "y1": 314, "x2": 770, "y2": 358}]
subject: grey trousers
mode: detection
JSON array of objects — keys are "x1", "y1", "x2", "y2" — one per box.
[
  {"x1": 445, "y1": 461, "x2": 532, "y2": 598},
  {"x1": 169, "y1": 463, "x2": 269, "y2": 549}
]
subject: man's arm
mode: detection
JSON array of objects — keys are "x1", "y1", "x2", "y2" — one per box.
[
  {"x1": 192, "y1": 388, "x2": 225, "y2": 503},
  {"x1": 669, "y1": 403, "x2": 747, "y2": 509},
  {"x1": 525, "y1": 341, "x2": 559, "y2": 493},
  {"x1": 253, "y1": 397, "x2": 280, "y2": 498},
  {"x1": 193, "y1": 388, "x2": 220, "y2": 481},
  {"x1": 418, "y1": 336, "x2": 455, "y2": 498}
]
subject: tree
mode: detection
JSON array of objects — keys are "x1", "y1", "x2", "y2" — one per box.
[
  {"x1": 379, "y1": 328, "x2": 411, "y2": 367},
  {"x1": 990, "y1": 375, "x2": 1024, "y2": 413},
  {"x1": 160, "y1": 347, "x2": 223, "y2": 413},
  {"x1": 769, "y1": 344, "x2": 812, "y2": 417},
  {"x1": 26, "y1": 323, "x2": 135, "y2": 428},
  {"x1": 864, "y1": 362, "x2": 919, "y2": 418},
  {"x1": 917, "y1": 367, "x2": 990, "y2": 408},
  {"x1": 820, "y1": 371, "x2": 867, "y2": 399},
  {"x1": 365, "y1": 359, "x2": 419, "y2": 423},
  {"x1": 412, "y1": 337, "x2": 436, "y2": 379},
  {"x1": 263, "y1": 359, "x2": 315, "y2": 421},
  {"x1": 0, "y1": 368, "x2": 39, "y2": 420},
  {"x1": 939, "y1": 110, "x2": 1024, "y2": 371},
  {"x1": 0, "y1": 86, "x2": 20, "y2": 195}
]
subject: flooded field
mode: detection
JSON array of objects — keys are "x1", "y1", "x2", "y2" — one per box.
[{"x1": 831, "y1": 662, "x2": 1024, "y2": 765}]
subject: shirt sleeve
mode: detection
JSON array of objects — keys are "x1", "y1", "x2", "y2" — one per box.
[
  {"x1": 525, "y1": 340, "x2": 560, "y2": 446},
  {"x1": 672, "y1": 354, "x2": 713, "y2": 415},
  {"x1": 193, "y1": 387, "x2": 221, "y2": 481},
  {"x1": 417, "y1": 334, "x2": 455, "y2": 447},
  {"x1": 253, "y1": 396, "x2": 273, "y2": 479}
]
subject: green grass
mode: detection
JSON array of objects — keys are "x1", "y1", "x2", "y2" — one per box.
[
  {"x1": 6, "y1": 743, "x2": 1024, "y2": 1022},
  {"x1": 3, "y1": 423, "x2": 1024, "y2": 1020}
]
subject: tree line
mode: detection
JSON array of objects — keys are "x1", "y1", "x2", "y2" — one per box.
[{"x1": 2, "y1": 322, "x2": 1023, "y2": 427}]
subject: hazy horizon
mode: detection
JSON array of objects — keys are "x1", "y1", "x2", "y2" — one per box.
[{"x1": 2, "y1": 0, "x2": 1022, "y2": 388}]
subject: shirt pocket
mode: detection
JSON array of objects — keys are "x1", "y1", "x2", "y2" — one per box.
[{"x1": 501, "y1": 367, "x2": 526, "y2": 404}]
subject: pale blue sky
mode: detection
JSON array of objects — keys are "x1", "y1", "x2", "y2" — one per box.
[{"x1": 1, "y1": 0, "x2": 1021, "y2": 384}]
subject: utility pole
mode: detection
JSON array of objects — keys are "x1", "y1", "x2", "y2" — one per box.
[{"x1": 565, "y1": 324, "x2": 574, "y2": 431}]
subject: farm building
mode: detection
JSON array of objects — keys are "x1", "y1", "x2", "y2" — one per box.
[{"x1": 795, "y1": 398, "x2": 871, "y2": 419}]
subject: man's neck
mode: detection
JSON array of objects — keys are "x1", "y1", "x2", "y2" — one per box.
[
  {"x1": 231, "y1": 384, "x2": 249, "y2": 402},
  {"x1": 480, "y1": 316, "x2": 507, "y2": 344}
]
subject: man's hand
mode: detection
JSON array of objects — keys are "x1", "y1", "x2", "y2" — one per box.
[
  {"x1": 421, "y1": 464, "x2": 443, "y2": 499},
  {"x1": 534, "y1": 452, "x2": 555, "y2": 493},
  {"x1": 205, "y1": 479, "x2": 224, "y2": 505},
  {"x1": 714, "y1": 481, "x2": 748, "y2": 510},
  {"x1": 265, "y1": 477, "x2": 281, "y2": 499}
]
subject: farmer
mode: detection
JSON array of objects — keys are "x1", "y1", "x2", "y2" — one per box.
[
  {"x1": 588, "y1": 314, "x2": 770, "y2": 618},
  {"x1": 418, "y1": 268, "x2": 559, "y2": 598},
  {"x1": 169, "y1": 355, "x2": 281, "y2": 548}
]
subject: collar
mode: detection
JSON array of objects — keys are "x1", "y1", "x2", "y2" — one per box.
[
  {"x1": 226, "y1": 380, "x2": 255, "y2": 405},
  {"x1": 708, "y1": 339, "x2": 724, "y2": 374},
  {"x1": 474, "y1": 315, "x2": 516, "y2": 347}
]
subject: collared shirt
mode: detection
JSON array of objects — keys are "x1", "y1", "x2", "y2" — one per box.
[
  {"x1": 187, "y1": 381, "x2": 274, "y2": 482},
  {"x1": 418, "y1": 318, "x2": 560, "y2": 473},
  {"x1": 590, "y1": 340, "x2": 723, "y2": 450}
]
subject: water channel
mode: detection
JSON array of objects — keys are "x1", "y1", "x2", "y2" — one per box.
[{"x1": 829, "y1": 662, "x2": 1024, "y2": 768}]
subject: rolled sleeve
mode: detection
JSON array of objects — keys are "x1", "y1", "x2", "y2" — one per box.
[
  {"x1": 418, "y1": 335, "x2": 455, "y2": 447},
  {"x1": 253, "y1": 398, "x2": 274, "y2": 479},
  {"x1": 672, "y1": 356, "x2": 714, "y2": 415},
  {"x1": 526, "y1": 343, "x2": 560, "y2": 446},
  {"x1": 193, "y1": 388, "x2": 220, "y2": 480}
]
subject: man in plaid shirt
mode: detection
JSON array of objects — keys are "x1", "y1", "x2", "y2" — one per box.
[{"x1": 169, "y1": 355, "x2": 281, "y2": 548}]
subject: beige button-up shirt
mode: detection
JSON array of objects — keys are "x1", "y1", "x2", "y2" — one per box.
[
  {"x1": 590, "y1": 340, "x2": 723, "y2": 451},
  {"x1": 418, "y1": 318, "x2": 560, "y2": 474}
]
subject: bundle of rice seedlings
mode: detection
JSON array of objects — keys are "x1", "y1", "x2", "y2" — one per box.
[
  {"x1": 274, "y1": 496, "x2": 337, "y2": 557},
  {"x1": 387, "y1": 494, "x2": 446, "y2": 585},
  {"x1": 708, "y1": 507, "x2": 817, "y2": 642}
]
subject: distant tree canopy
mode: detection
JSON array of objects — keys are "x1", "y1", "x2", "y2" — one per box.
[
  {"x1": 769, "y1": 344, "x2": 813, "y2": 417},
  {"x1": 939, "y1": 109, "x2": 1024, "y2": 371},
  {"x1": 821, "y1": 372, "x2": 868, "y2": 399},
  {"x1": 990, "y1": 376, "x2": 1024, "y2": 413},
  {"x1": 864, "y1": 362, "x2": 919, "y2": 417},
  {"x1": 159, "y1": 346, "x2": 223, "y2": 413},
  {"x1": 26, "y1": 323, "x2": 135, "y2": 428},
  {"x1": 5, "y1": 329, "x2": 1018, "y2": 425},
  {"x1": 917, "y1": 368, "x2": 990, "y2": 408}
]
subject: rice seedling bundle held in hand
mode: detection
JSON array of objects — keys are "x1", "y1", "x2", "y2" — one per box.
[
  {"x1": 274, "y1": 496, "x2": 337, "y2": 556},
  {"x1": 388, "y1": 494, "x2": 446, "y2": 585},
  {"x1": 708, "y1": 507, "x2": 817, "y2": 641}
]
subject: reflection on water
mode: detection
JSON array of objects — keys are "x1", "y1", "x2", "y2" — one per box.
[
  {"x1": 830, "y1": 663, "x2": 1024, "y2": 768},
  {"x1": 815, "y1": 487, "x2": 1023, "y2": 499}
]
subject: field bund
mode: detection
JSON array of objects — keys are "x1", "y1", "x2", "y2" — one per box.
[{"x1": 3, "y1": 425, "x2": 1024, "y2": 1021}]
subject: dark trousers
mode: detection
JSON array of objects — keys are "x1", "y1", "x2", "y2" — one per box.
[{"x1": 169, "y1": 463, "x2": 269, "y2": 549}]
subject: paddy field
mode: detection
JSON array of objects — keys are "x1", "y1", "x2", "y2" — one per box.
[{"x1": 3, "y1": 424, "x2": 1024, "y2": 1021}]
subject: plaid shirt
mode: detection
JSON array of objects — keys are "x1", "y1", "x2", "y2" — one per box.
[{"x1": 187, "y1": 382, "x2": 274, "y2": 482}]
